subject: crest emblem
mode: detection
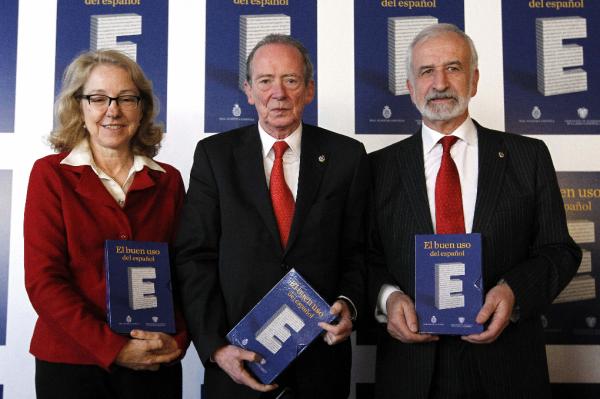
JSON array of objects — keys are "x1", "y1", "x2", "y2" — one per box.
[
  {"x1": 578, "y1": 107, "x2": 589, "y2": 119},
  {"x1": 531, "y1": 106, "x2": 541, "y2": 120},
  {"x1": 126, "y1": 315, "x2": 132, "y2": 323},
  {"x1": 382, "y1": 106, "x2": 392, "y2": 119},
  {"x1": 242, "y1": 338, "x2": 249, "y2": 346},
  {"x1": 586, "y1": 316, "x2": 597, "y2": 328},
  {"x1": 152, "y1": 316, "x2": 159, "y2": 323},
  {"x1": 458, "y1": 317, "x2": 465, "y2": 324},
  {"x1": 431, "y1": 315, "x2": 437, "y2": 323},
  {"x1": 232, "y1": 103, "x2": 242, "y2": 117}
]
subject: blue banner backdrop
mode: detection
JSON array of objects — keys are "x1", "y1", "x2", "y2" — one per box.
[
  {"x1": 0, "y1": 0, "x2": 18, "y2": 133},
  {"x1": 204, "y1": 0, "x2": 317, "y2": 134},
  {"x1": 354, "y1": 1, "x2": 464, "y2": 134},
  {"x1": 0, "y1": 170, "x2": 13, "y2": 346},
  {"x1": 545, "y1": 172, "x2": 600, "y2": 344},
  {"x1": 55, "y1": 0, "x2": 169, "y2": 128},
  {"x1": 502, "y1": 0, "x2": 600, "y2": 134}
]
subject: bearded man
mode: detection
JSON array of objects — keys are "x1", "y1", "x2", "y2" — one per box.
[{"x1": 367, "y1": 23, "x2": 580, "y2": 399}]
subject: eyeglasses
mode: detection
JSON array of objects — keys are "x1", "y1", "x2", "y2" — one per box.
[{"x1": 78, "y1": 94, "x2": 141, "y2": 111}]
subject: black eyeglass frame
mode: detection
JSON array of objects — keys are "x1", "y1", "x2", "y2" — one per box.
[{"x1": 77, "y1": 94, "x2": 142, "y2": 109}]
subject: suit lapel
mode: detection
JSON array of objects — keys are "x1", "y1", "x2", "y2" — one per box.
[
  {"x1": 72, "y1": 165, "x2": 121, "y2": 208},
  {"x1": 472, "y1": 124, "x2": 508, "y2": 233},
  {"x1": 399, "y1": 132, "x2": 434, "y2": 234},
  {"x1": 286, "y1": 126, "x2": 327, "y2": 253},
  {"x1": 233, "y1": 126, "x2": 281, "y2": 247}
]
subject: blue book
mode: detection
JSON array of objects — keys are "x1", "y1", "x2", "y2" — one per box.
[
  {"x1": 226, "y1": 269, "x2": 336, "y2": 384},
  {"x1": 104, "y1": 240, "x2": 175, "y2": 334},
  {"x1": 415, "y1": 234, "x2": 484, "y2": 335}
]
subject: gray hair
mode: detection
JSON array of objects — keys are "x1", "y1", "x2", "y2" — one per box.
[
  {"x1": 406, "y1": 23, "x2": 478, "y2": 83},
  {"x1": 245, "y1": 34, "x2": 314, "y2": 85}
]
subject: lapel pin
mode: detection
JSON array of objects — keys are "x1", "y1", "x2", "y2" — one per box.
[
  {"x1": 318, "y1": 154, "x2": 326, "y2": 163},
  {"x1": 498, "y1": 152, "x2": 505, "y2": 158}
]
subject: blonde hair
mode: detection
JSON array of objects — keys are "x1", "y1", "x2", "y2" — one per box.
[{"x1": 50, "y1": 49, "x2": 163, "y2": 157}]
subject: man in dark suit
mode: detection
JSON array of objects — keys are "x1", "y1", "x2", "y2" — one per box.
[
  {"x1": 175, "y1": 34, "x2": 369, "y2": 398},
  {"x1": 368, "y1": 23, "x2": 581, "y2": 398}
]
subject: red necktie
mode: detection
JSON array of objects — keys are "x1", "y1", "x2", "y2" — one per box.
[
  {"x1": 435, "y1": 136, "x2": 465, "y2": 234},
  {"x1": 270, "y1": 141, "x2": 295, "y2": 248}
]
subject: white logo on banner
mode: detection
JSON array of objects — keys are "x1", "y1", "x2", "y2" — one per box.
[
  {"x1": 586, "y1": 316, "x2": 597, "y2": 328},
  {"x1": 532, "y1": 106, "x2": 542, "y2": 120},
  {"x1": 382, "y1": 106, "x2": 392, "y2": 119},
  {"x1": 578, "y1": 107, "x2": 589, "y2": 119},
  {"x1": 232, "y1": 103, "x2": 242, "y2": 117}
]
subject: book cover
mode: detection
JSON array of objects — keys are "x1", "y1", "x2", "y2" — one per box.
[
  {"x1": 501, "y1": 1, "x2": 600, "y2": 134},
  {"x1": 55, "y1": 1, "x2": 169, "y2": 128},
  {"x1": 353, "y1": 2, "x2": 464, "y2": 134},
  {"x1": 105, "y1": 240, "x2": 175, "y2": 334},
  {"x1": 204, "y1": 0, "x2": 317, "y2": 133},
  {"x1": 415, "y1": 234, "x2": 483, "y2": 335},
  {"x1": 543, "y1": 172, "x2": 600, "y2": 345},
  {"x1": 226, "y1": 268, "x2": 335, "y2": 384}
]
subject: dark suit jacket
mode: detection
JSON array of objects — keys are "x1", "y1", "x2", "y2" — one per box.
[
  {"x1": 368, "y1": 122, "x2": 581, "y2": 399},
  {"x1": 175, "y1": 123, "x2": 369, "y2": 398}
]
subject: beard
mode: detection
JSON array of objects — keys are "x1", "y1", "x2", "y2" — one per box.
[{"x1": 415, "y1": 86, "x2": 471, "y2": 122}]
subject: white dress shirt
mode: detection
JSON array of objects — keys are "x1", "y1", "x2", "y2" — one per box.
[
  {"x1": 61, "y1": 139, "x2": 165, "y2": 208},
  {"x1": 376, "y1": 117, "x2": 479, "y2": 319}
]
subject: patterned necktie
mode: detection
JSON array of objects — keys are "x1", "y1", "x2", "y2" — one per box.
[
  {"x1": 435, "y1": 135, "x2": 465, "y2": 234},
  {"x1": 270, "y1": 141, "x2": 295, "y2": 248}
]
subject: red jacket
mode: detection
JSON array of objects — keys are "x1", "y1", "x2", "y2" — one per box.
[{"x1": 24, "y1": 152, "x2": 189, "y2": 370}]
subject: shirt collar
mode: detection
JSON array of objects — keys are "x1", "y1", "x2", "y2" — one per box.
[
  {"x1": 60, "y1": 139, "x2": 166, "y2": 173},
  {"x1": 258, "y1": 123, "x2": 302, "y2": 159},
  {"x1": 422, "y1": 117, "x2": 478, "y2": 155}
]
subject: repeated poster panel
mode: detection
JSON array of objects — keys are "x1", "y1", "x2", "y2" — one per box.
[
  {"x1": 545, "y1": 172, "x2": 600, "y2": 344},
  {"x1": 0, "y1": 0, "x2": 18, "y2": 133},
  {"x1": 54, "y1": 1, "x2": 169, "y2": 127},
  {"x1": 354, "y1": 1, "x2": 464, "y2": 134},
  {"x1": 204, "y1": 0, "x2": 317, "y2": 134},
  {"x1": 502, "y1": 1, "x2": 600, "y2": 134},
  {"x1": 0, "y1": 171, "x2": 12, "y2": 346}
]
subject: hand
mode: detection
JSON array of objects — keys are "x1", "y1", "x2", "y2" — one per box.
[
  {"x1": 213, "y1": 345, "x2": 278, "y2": 392},
  {"x1": 462, "y1": 282, "x2": 515, "y2": 344},
  {"x1": 115, "y1": 330, "x2": 182, "y2": 371},
  {"x1": 319, "y1": 300, "x2": 353, "y2": 345},
  {"x1": 386, "y1": 291, "x2": 438, "y2": 344}
]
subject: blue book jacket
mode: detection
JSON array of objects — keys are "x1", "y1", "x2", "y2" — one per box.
[
  {"x1": 227, "y1": 269, "x2": 336, "y2": 384},
  {"x1": 105, "y1": 240, "x2": 175, "y2": 334},
  {"x1": 415, "y1": 234, "x2": 484, "y2": 335}
]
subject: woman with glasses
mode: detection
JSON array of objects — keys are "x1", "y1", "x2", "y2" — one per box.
[{"x1": 24, "y1": 49, "x2": 189, "y2": 399}]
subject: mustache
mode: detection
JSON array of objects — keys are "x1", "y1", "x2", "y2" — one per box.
[{"x1": 425, "y1": 91, "x2": 458, "y2": 102}]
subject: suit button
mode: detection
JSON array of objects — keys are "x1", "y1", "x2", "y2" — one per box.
[{"x1": 120, "y1": 234, "x2": 128, "y2": 240}]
